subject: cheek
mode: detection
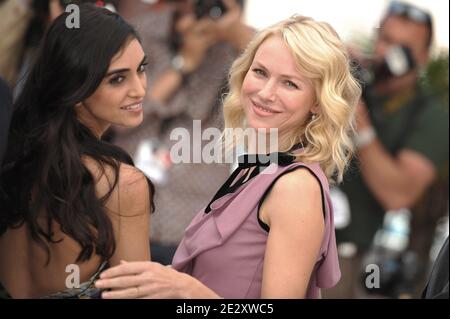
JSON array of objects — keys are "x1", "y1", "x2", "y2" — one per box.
[
  {"x1": 100, "y1": 86, "x2": 125, "y2": 105},
  {"x1": 281, "y1": 94, "x2": 302, "y2": 112},
  {"x1": 282, "y1": 94, "x2": 314, "y2": 118},
  {"x1": 242, "y1": 73, "x2": 259, "y2": 98},
  {"x1": 141, "y1": 73, "x2": 148, "y2": 92},
  {"x1": 241, "y1": 77, "x2": 251, "y2": 100},
  {"x1": 87, "y1": 86, "x2": 122, "y2": 115}
]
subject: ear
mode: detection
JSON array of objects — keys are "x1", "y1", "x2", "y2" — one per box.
[{"x1": 311, "y1": 102, "x2": 320, "y2": 115}]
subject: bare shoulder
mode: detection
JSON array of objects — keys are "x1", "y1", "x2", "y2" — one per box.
[
  {"x1": 118, "y1": 163, "x2": 151, "y2": 197},
  {"x1": 82, "y1": 156, "x2": 151, "y2": 216},
  {"x1": 117, "y1": 162, "x2": 149, "y2": 188},
  {"x1": 272, "y1": 168, "x2": 322, "y2": 196},
  {"x1": 261, "y1": 167, "x2": 323, "y2": 228},
  {"x1": 113, "y1": 163, "x2": 151, "y2": 217},
  {"x1": 260, "y1": 168, "x2": 325, "y2": 298}
]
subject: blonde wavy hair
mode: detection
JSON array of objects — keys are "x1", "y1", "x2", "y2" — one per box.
[{"x1": 222, "y1": 15, "x2": 361, "y2": 183}]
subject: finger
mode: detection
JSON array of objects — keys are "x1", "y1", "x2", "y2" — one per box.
[
  {"x1": 136, "y1": 287, "x2": 174, "y2": 299},
  {"x1": 100, "y1": 261, "x2": 152, "y2": 279},
  {"x1": 177, "y1": 14, "x2": 196, "y2": 34},
  {"x1": 222, "y1": 0, "x2": 239, "y2": 11},
  {"x1": 101, "y1": 287, "x2": 140, "y2": 299},
  {"x1": 194, "y1": 18, "x2": 215, "y2": 32},
  {"x1": 95, "y1": 275, "x2": 144, "y2": 290}
]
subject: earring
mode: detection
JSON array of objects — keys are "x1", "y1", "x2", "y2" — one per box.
[{"x1": 311, "y1": 113, "x2": 317, "y2": 120}]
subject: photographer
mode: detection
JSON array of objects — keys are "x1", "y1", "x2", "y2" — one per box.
[
  {"x1": 113, "y1": 0, "x2": 254, "y2": 265},
  {"x1": 324, "y1": 1, "x2": 449, "y2": 298}
]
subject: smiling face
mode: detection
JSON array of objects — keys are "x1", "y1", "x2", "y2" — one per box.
[
  {"x1": 76, "y1": 38, "x2": 147, "y2": 138},
  {"x1": 241, "y1": 35, "x2": 318, "y2": 145}
]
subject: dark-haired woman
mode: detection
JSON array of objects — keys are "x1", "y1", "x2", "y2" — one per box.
[{"x1": 0, "y1": 4, "x2": 154, "y2": 299}]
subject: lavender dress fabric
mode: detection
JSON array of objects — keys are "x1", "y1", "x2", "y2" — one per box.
[{"x1": 172, "y1": 155, "x2": 341, "y2": 298}]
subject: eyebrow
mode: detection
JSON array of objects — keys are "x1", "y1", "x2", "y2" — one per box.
[
  {"x1": 253, "y1": 61, "x2": 307, "y2": 84},
  {"x1": 105, "y1": 55, "x2": 147, "y2": 77}
]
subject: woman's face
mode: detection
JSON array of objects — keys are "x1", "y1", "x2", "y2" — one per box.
[
  {"x1": 241, "y1": 35, "x2": 318, "y2": 141},
  {"x1": 76, "y1": 38, "x2": 147, "y2": 137}
]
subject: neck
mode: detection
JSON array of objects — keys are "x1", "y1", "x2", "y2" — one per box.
[
  {"x1": 77, "y1": 113, "x2": 109, "y2": 140},
  {"x1": 243, "y1": 128, "x2": 279, "y2": 155}
]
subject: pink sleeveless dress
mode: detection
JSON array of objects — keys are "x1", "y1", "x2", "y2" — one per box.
[{"x1": 172, "y1": 153, "x2": 341, "y2": 298}]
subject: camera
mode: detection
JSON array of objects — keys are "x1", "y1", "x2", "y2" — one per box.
[
  {"x1": 194, "y1": 0, "x2": 244, "y2": 19},
  {"x1": 194, "y1": 0, "x2": 227, "y2": 19},
  {"x1": 360, "y1": 248, "x2": 421, "y2": 298},
  {"x1": 353, "y1": 45, "x2": 416, "y2": 103}
]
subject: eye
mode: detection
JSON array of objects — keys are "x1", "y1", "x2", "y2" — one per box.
[
  {"x1": 138, "y1": 62, "x2": 148, "y2": 73},
  {"x1": 252, "y1": 68, "x2": 267, "y2": 77},
  {"x1": 109, "y1": 75, "x2": 125, "y2": 85},
  {"x1": 284, "y1": 80, "x2": 299, "y2": 89}
]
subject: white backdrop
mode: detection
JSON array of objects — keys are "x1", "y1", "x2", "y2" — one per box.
[{"x1": 243, "y1": 0, "x2": 449, "y2": 52}]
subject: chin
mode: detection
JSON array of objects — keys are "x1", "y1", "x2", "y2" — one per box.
[
  {"x1": 120, "y1": 120, "x2": 143, "y2": 129},
  {"x1": 129, "y1": 115, "x2": 145, "y2": 127},
  {"x1": 246, "y1": 117, "x2": 275, "y2": 132}
]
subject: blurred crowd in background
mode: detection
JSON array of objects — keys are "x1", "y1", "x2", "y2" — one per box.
[{"x1": 0, "y1": 0, "x2": 448, "y2": 299}]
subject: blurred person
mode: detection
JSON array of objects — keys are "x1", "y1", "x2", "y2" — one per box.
[
  {"x1": 0, "y1": 76, "x2": 12, "y2": 299},
  {"x1": 114, "y1": 0, "x2": 156, "y2": 21},
  {"x1": 422, "y1": 236, "x2": 448, "y2": 299},
  {"x1": 0, "y1": 0, "x2": 33, "y2": 87},
  {"x1": 95, "y1": 15, "x2": 361, "y2": 299},
  {"x1": 112, "y1": 0, "x2": 254, "y2": 265},
  {"x1": 325, "y1": 1, "x2": 449, "y2": 299},
  {"x1": 6, "y1": 0, "x2": 117, "y2": 96},
  {"x1": 11, "y1": 0, "x2": 66, "y2": 95},
  {"x1": 0, "y1": 4, "x2": 154, "y2": 298},
  {"x1": 0, "y1": 77, "x2": 12, "y2": 165}
]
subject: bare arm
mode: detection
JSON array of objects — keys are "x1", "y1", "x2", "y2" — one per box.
[
  {"x1": 259, "y1": 168, "x2": 324, "y2": 298},
  {"x1": 148, "y1": 69, "x2": 185, "y2": 105},
  {"x1": 105, "y1": 165, "x2": 152, "y2": 265},
  {"x1": 148, "y1": 18, "x2": 217, "y2": 106},
  {"x1": 84, "y1": 158, "x2": 152, "y2": 266},
  {"x1": 95, "y1": 168, "x2": 325, "y2": 299},
  {"x1": 358, "y1": 143, "x2": 435, "y2": 210},
  {"x1": 356, "y1": 101, "x2": 436, "y2": 210},
  {"x1": 149, "y1": 0, "x2": 254, "y2": 106},
  {"x1": 216, "y1": 0, "x2": 255, "y2": 52}
]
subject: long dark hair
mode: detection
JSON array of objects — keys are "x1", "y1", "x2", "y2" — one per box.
[{"x1": 0, "y1": 4, "x2": 154, "y2": 264}]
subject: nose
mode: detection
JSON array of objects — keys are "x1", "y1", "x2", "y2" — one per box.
[
  {"x1": 258, "y1": 79, "x2": 277, "y2": 103},
  {"x1": 129, "y1": 73, "x2": 147, "y2": 99}
]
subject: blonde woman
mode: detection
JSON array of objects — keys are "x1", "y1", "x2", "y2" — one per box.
[{"x1": 95, "y1": 15, "x2": 361, "y2": 299}]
